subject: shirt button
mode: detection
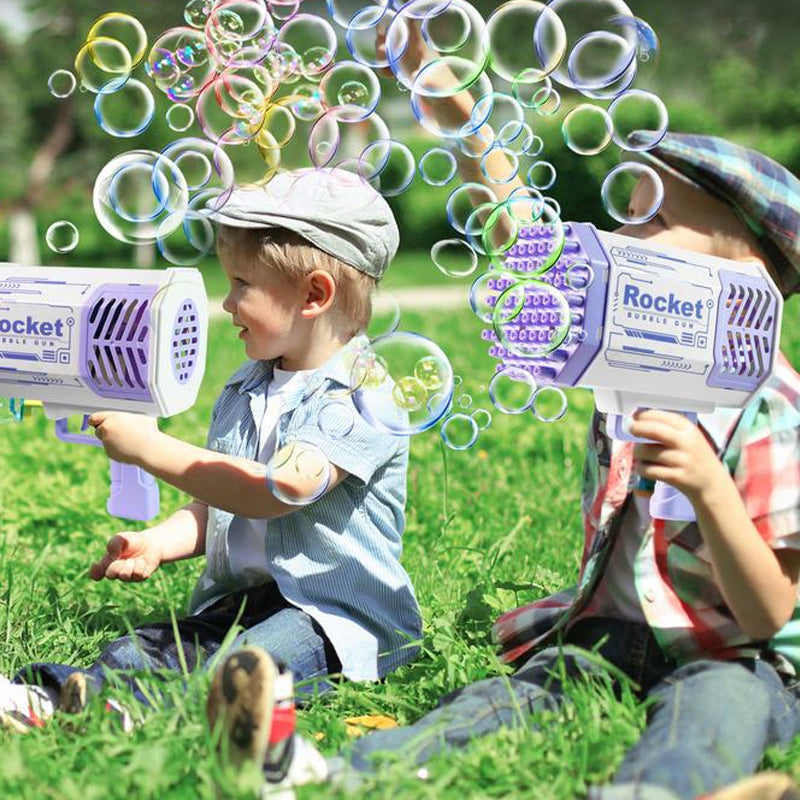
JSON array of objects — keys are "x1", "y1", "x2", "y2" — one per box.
[{"x1": 644, "y1": 588, "x2": 656, "y2": 603}]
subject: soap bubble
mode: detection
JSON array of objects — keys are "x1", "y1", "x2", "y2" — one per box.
[
  {"x1": 601, "y1": 162, "x2": 664, "y2": 225},
  {"x1": 562, "y1": 104, "x2": 613, "y2": 155},
  {"x1": 481, "y1": 146, "x2": 519, "y2": 185},
  {"x1": 367, "y1": 290, "x2": 401, "y2": 339},
  {"x1": 45, "y1": 221, "x2": 79, "y2": 254},
  {"x1": 498, "y1": 121, "x2": 535, "y2": 155},
  {"x1": 486, "y1": 0, "x2": 566, "y2": 83},
  {"x1": 146, "y1": 27, "x2": 214, "y2": 100},
  {"x1": 94, "y1": 78, "x2": 155, "y2": 138},
  {"x1": 195, "y1": 72, "x2": 268, "y2": 144},
  {"x1": 419, "y1": 147, "x2": 457, "y2": 186},
  {"x1": 524, "y1": 134, "x2": 544, "y2": 157},
  {"x1": 609, "y1": 89, "x2": 669, "y2": 151},
  {"x1": 318, "y1": 401, "x2": 356, "y2": 438},
  {"x1": 533, "y1": 87, "x2": 561, "y2": 116},
  {"x1": 493, "y1": 279, "x2": 571, "y2": 358},
  {"x1": 319, "y1": 61, "x2": 381, "y2": 121},
  {"x1": 167, "y1": 104, "x2": 196, "y2": 132},
  {"x1": 345, "y1": 5, "x2": 396, "y2": 68},
  {"x1": 48, "y1": 69, "x2": 76, "y2": 98},
  {"x1": 457, "y1": 393, "x2": 472, "y2": 409},
  {"x1": 93, "y1": 150, "x2": 188, "y2": 245},
  {"x1": 159, "y1": 137, "x2": 235, "y2": 214},
  {"x1": 567, "y1": 31, "x2": 635, "y2": 91},
  {"x1": 351, "y1": 332, "x2": 454, "y2": 435},
  {"x1": 469, "y1": 271, "x2": 499, "y2": 323},
  {"x1": 360, "y1": 139, "x2": 416, "y2": 197},
  {"x1": 87, "y1": 12, "x2": 148, "y2": 67},
  {"x1": 511, "y1": 72, "x2": 552, "y2": 110},
  {"x1": 431, "y1": 239, "x2": 478, "y2": 278},
  {"x1": 471, "y1": 408, "x2": 492, "y2": 430},
  {"x1": 309, "y1": 109, "x2": 390, "y2": 169},
  {"x1": 488, "y1": 367, "x2": 536, "y2": 414},
  {"x1": 527, "y1": 161, "x2": 557, "y2": 191},
  {"x1": 184, "y1": 0, "x2": 213, "y2": 28},
  {"x1": 328, "y1": 0, "x2": 390, "y2": 28},
  {"x1": 506, "y1": 185, "x2": 545, "y2": 226},
  {"x1": 531, "y1": 386, "x2": 568, "y2": 422},
  {"x1": 440, "y1": 413, "x2": 479, "y2": 450},
  {"x1": 277, "y1": 13, "x2": 337, "y2": 77},
  {"x1": 446, "y1": 183, "x2": 498, "y2": 235},
  {"x1": 268, "y1": 0, "x2": 300, "y2": 22},
  {"x1": 266, "y1": 441, "x2": 332, "y2": 505},
  {"x1": 75, "y1": 37, "x2": 133, "y2": 93}
]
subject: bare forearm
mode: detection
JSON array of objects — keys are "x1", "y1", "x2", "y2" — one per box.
[
  {"x1": 694, "y1": 476, "x2": 794, "y2": 639},
  {"x1": 143, "y1": 500, "x2": 208, "y2": 564}
]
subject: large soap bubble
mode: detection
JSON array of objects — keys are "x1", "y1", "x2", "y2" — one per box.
[{"x1": 266, "y1": 440, "x2": 332, "y2": 505}]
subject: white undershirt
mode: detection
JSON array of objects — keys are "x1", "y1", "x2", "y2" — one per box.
[{"x1": 226, "y1": 365, "x2": 315, "y2": 585}]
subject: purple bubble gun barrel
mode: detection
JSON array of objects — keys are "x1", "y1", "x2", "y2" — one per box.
[
  {"x1": 483, "y1": 221, "x2": 783, "y2": 521},
  {"x1": 0, "y1": 263, "x2": 208, "y2": 522}
]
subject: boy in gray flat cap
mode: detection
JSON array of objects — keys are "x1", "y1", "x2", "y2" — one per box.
[{"x1": 0, "y1": 169, "x2": 422, "y2": 746}]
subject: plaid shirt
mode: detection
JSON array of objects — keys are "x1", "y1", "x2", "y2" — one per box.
[{"x1": 493, "y1": 352, "x2": 800, "y2": 668}]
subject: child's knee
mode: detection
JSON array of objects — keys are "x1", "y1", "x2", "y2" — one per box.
[{"x1": 97, "y1": 634, "x2": 153, "y2": 671}]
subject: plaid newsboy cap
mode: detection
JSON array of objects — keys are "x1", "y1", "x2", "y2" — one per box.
[{"x1": 634, "y1": 132, "x2": 800, "y2": 297}]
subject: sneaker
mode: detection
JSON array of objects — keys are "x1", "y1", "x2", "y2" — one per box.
[
  {"x1": 702, "y1": 772, "x2": 800, "y2": 800},
  {"x1": 60, "y1": 672, "x2": 136, "y2": 733},
  {"x1": 207, "y1": 647, "x2": 328, "y2": 796},
  {"x1": 0, "y1": 674, "x2": 55, "y2": 733}
]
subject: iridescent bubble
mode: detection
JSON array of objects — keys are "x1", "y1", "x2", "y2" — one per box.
[
  {"x1": 532, "y1": 385, "x2": 568, "y2": 422},
  {"x1": 431, "y1": 239, "x2": 478, "y2": 278},
  {"x1": 345, "y1": 5, "x2": 396, "y2": 68},
  {"x1": 268, "y1": 0, "x2": 300, "y2": 21},
  {"x1": 309, "y1": 109, "x2": 390, "y2": 170},
  {"x1": 565, "y1": 262, "x2": 595, "y2": 291},
  {"x1": 457, "y1": 393, "x2": 473, "y2": 409},
  {"x1": 360, "y1": 139, "x2": 415, "y2": 197},
  {"x1": 146, "y1": 27, "x2": 213, "y2": 99},
  {"x1": 486, "y1": 1, "x2": 567, "y2": 83},
  {"x1": 351, "y1": 332, "x2": 454, "y2": 435},
  {"x1": 159, "y1": 137, "x2": 235, "y2": 214},
  {"x1": 608, "y1": 89, "x2": 669, "y2": 151},
  {"x1": 93, "y1": 150, "x2": 188, "y2": 245},
  {"x1": 75, "y1": 37, "x2": 133, "y2": 93},
  {"x1": 477, "y1": 203, "x2": 520, "y2": 268},
  {"x1": 94, "y1": 78, "x2": 155, "y2": 138},
  {"x1": 156, "y1": 192, "x2": 215, "y2": 266},
  {"x1": 471, "y1": 408, "x2": 492, "y2": 430},
  {"x1": 286, "y1": 84, "x2": 324, "y2": 121},
  {"x1": 493, "y1": 279, "x2": 571, "y2": 358},
  {"x1": 45, "y1": 221, "x2": 79, "y2": 254},
  {"x1": 419, "y1": 147, "x2": 457, "y2": 186},
  {"x1": 87, "y1": 12, "x2": 148, "y2": 67},
  {"x1": 207, "y1": 0, "x2": 269, "y2": 43},
  {"x1": 562, "y1": 104, "x2": 613, "y2": 156},
  {"x1": 393, "y1": 376, "x2": 428, "y2": 411},
  {"x1": 534, "y1": 88, "x2": 561, "y2": 116},
  {"x1": 488, "y1": 367, "x2": 537, "y2": 414},
  {"x1": 511, "y1": 72, "x2": 553, "y2": 109},
  {"x1": 567, "y1": 31, "x2": 635, "y2": 91},
  {"x1": 277, "y1": 13, "x2": 338, "y2": 77},
  {"x1": 527, "y1": 161, "x2": 557, "y2": 191},
  {"x1": 184, "y1": 0, "x2": 213, "y2": 28},
  {"x1": 319, "y1": 60, "x2": 381, "y2": 121},
  {"x1": 601, "y1": 162, "x2": 664, "y2": 224},
  {"x1": 610, "y1": 14, "x2": 659, "y2": 64},
  {"x1": 48, "y1": 69, "x2": 76, "y2": 98},
  {"x1": 498, "y1": 121, "x2": 534, "y2": 155},
  {"x1": 318, "y1": 401, "x2": 356, "y2": 438},
  {"x1": 469, "y1": 271, "x2": 498, "y2": 323},
  {"x1": 440, "y1": 413, "x2": 479, "y2": 451},
  {"x1": 481, "y1": 146, "x2": 519, "y2": 185},
  {"x1": 167, "y1": 103, "x2": 196, "y2": 132},
  {"x1": 524, "y1": 134, "x2": 544, "y2": 157},
  {"x1": 506, "y1": 185, "x2": 545, "y2": 226},
  {"x1": 266, "y1": 441, "x2": 331, "y2": 505},
  {"x1": 446, "y1": 183, "x2": 498, "y2": 235},
  {"x1": 472, "y1": 91, "x2": 524, "y2": 143},
  {"x1": 196, "y1": 73, "x2": 267, "y2": 144},
  {"x1": 414, "y1": 355, "x2": 449, "y2": 392}
]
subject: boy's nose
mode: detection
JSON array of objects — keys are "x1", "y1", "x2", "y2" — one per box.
[{"x1": 222, "y1": 293, "x2": 235, "y2": 315}]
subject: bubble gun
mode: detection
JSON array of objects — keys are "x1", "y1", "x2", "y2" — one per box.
[
  {"x1": 0, "y1": 263, "x2": 208, "y2": 521},
  {"x1": 483, "y1": 223, "x2": 783, "y2": 521}
]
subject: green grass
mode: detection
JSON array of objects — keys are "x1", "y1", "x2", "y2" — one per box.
[{"x1": 0, "y1": 290, "x2": 798, "y2": 799}]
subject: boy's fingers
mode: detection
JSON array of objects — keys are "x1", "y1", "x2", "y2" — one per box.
[
  {"x1": 628, "y1": 419, "x2": 680, "y2": 446},
  {"x1": 631, "y1": 409, "x2": 689, "y2": 429}
]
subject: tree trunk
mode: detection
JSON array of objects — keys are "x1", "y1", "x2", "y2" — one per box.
[{"x1": 9, "y1": 208, "x2": 39, "y2": 265}]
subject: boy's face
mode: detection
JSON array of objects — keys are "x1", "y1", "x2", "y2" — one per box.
[{"x1": 220, "y1": 253, "x2": 305, "y2": 362}]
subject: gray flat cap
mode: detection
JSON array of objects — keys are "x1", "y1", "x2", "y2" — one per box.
[{"x1": 206, "y1": 168, "x2": 399, "y2": 279}]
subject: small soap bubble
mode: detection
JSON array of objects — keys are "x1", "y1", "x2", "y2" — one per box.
[
  {"x1": 45, "y1": 221, "x2": 79, "y2": 253},
  {"x1": 601, "y1": 162, "x2": 664, "y2": 225},
  {"x1": 562, "y1": 104, "x2": 613, "y2": 156},
  {"x1": 48, "y1": 69, "x2": 76, "y2": 98},
  {"x1": 393, "y1": 376, "x2": 429, "y2": 411},
  {"x1": 512, "y1": 72, "x2": 553, "y2": 110},
  {"x1": 531, "y1": 385, "x2": 568, "y2": 423},
  {"x1": 524, "y1": 135, "x2": 544, "y2": 157},
  {"x1": 360, "y1": 139, "x2": 416, "y2": 197},
  {"x1": 534, "y1": 88, "x2": 561, "y2": 116},
  {"x1": 266, "y1": 441, "x2": 331, "y2": 505},
  {"x1": 419, "y1": 148, "x2": 457, "y2": 186},
  {"x1": 446, "y1": 183, "x2": 498, "y2": 235},
  {"x1": 431, "y1": 239, "x2": 479, "y2": 279},
  {"x1": 608, "y1": 89, "x2": 668, "y2": 151},
  {"x1": 414, "y1": 355, "x2": 449, "y2": 392},
  {"x1": 489, "y1": 367, "x2": 536, "y2": 415},
  {"x1": 440, "y1": 413, "x2": 479, "y2": 451},
  {"x1": 184, "y1": 0, "x2": 212, "y2": 27},
  {"x1": 318, "y1": 401, "x2": 356, "y2": 438},
  {"x1": 453, "y1": 374, "x2": 463, "y2": 387},
  {"x1": 527, "y1": 161, "x2": 557, "y2": 191},
  {"x1": 471, "y1": 408, "x2": 492, "y2": 430},
  {"x1": 94, "y1": 78, "x2": 155, "y2": 138},
  {"x1": 565, "y1": 262, "x2": 595, "y2": 291},
  {"x1": 166, "y1": 103, "x2": 195, "y2": 132},
  {"x1": 469, "y1": 271, "x2": 497, "y2": 324},
  {"x1": 480, "y1": 147, "x2": 519, "y2": 185},
  {"x1": 457, "y1": 393, "x2": 473, "y2": 409}
]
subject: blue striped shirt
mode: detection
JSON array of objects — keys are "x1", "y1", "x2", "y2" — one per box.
[{"x1": 188, "y1": 336, "x2": 422, "y2": 680}]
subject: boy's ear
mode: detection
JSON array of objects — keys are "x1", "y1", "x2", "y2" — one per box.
[{"x1": 301, "y1": 270, "x2": 336, "y2": 318}]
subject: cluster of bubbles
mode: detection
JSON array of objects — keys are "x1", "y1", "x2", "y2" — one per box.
[{"x1": 45, "y1": 0, "x2": 670, "y2": 463}]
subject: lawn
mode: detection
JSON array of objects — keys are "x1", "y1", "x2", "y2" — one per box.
[{"x1": 0, "y1": 280, "x2": 798, "y2": 800}]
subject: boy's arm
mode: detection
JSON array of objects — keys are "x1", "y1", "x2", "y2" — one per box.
[
  {"x1": 630, "y1": 409, "x2": 799, "y2": 640},
  {"x1": 146, "y1": 500, "x2": 209, "y2": 563}
]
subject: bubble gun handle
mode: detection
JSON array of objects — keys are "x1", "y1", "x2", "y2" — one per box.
[
  {"x1": 607, "y1": 411, "x2": 698, "y2": 522},
  {"x1": 54, "y1": 417, "x2": 160, "y2": 522}
]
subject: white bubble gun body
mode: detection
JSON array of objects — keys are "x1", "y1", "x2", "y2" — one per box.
[
  {"x1": 486, "y1": 224, "x2": 783, "y2": 521},
  {"x1": 0, "y1": 263, "x2": 208, "y2": 521}
]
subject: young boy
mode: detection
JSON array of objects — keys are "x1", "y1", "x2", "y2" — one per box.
[
  {"x1": 0, "y1": 168, "x2": 422, "y2": 733},
  {"x1": 208, "y1": 137, "x2": 800, "y2": 800}
]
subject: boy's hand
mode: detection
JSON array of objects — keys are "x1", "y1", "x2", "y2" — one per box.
[
  {"x1": 90, "y1": 531, "x2": 162, "y2": 582},
  {"x1": 88, "y1": 412, "x2": 161, "y2": 465},
  {"x1": 629, "y1": 409, "x2": 729, "y2": 502}
]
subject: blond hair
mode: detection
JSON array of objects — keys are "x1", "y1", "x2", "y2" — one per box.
[{"x1": 217, "y1": 226, "x2": 376, "y2": 336}]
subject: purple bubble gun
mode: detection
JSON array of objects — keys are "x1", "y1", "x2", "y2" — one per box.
[{"x1": 482, "y1": 221, "x2": 783, "y2": 521}]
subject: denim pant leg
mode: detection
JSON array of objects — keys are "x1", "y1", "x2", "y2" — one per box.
[
  {"x1": 600, "y1": 658, "x2": 800, "y2": 800},
  {"x1": 229, "y1": 606, "x2": 341, "y2": 700}
]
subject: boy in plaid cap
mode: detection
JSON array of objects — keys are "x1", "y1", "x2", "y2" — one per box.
[{"x1": 209, "y1": 136, "x2": 800, "y2": 800}]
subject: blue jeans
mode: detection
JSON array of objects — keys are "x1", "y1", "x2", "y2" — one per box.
[
  {"x1": 341, "y1": 618, "x2": 800, "y2": 800},
  {"x1": 16, "y1": 582, "x2": 341, "y2": 707}
]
